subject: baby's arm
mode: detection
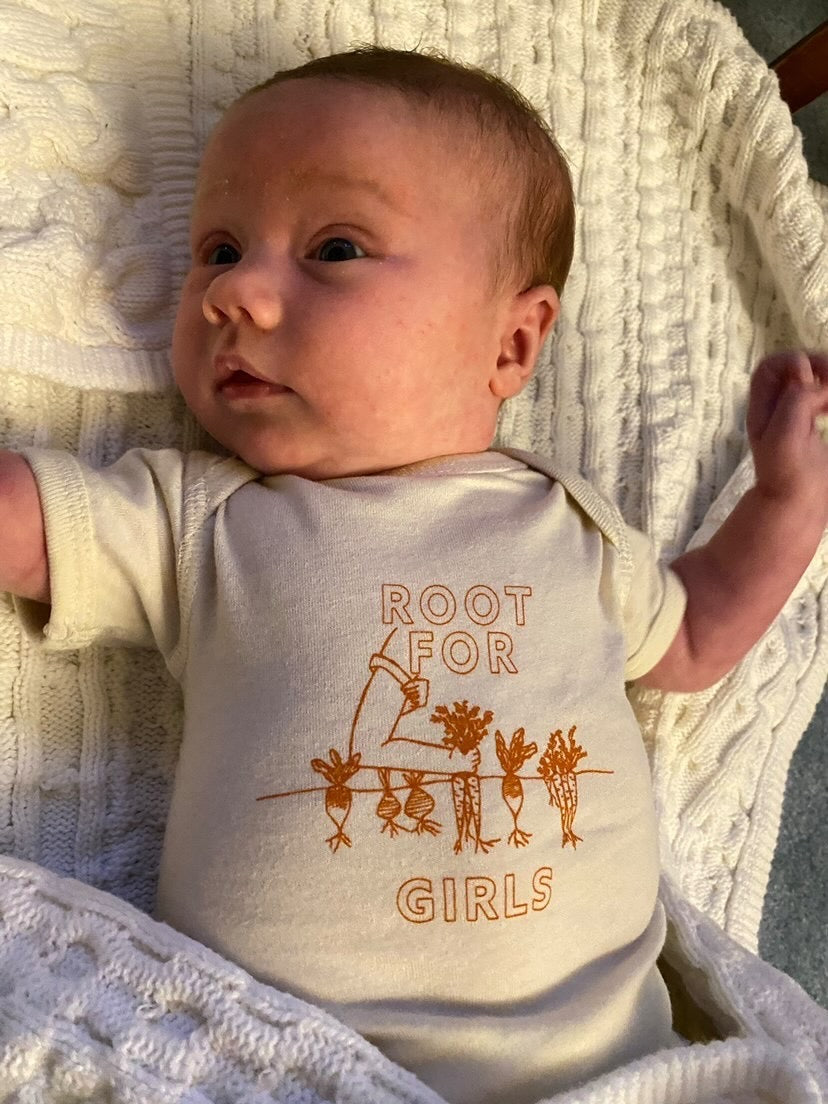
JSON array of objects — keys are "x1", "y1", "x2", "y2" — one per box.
[
  {"x1": 637, "y1": 351, "x2": 828, "y2": 693},
  {"x1": 0, "y1": 450, "x2": 49, "y2": 604},
  {"x1": 637, "y1": 484, "x2": 825, "y2": 691}
]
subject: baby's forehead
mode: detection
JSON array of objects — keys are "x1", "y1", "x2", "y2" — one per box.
[
  {"x1": 199, "y1": 125, "x2": 451, "y2": 204},
  {"x1": 210, "y1": 85, "x2": 466, "y2": 169},
  {"x1": 195, "y1": 90, "x2": 489, "y2": 232}
]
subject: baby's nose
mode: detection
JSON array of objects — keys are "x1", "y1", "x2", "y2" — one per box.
[{"x1": 202, "y1": 264, "x2": 282, "y2": 330}]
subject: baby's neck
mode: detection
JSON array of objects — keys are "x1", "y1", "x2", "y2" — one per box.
[{"x1": 372, "y1": 451, "x2": 489, "y2": 476}]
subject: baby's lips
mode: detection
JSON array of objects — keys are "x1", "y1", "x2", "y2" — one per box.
[{"x1": 214, "y1": 352, "x2": 290, "y2": 389}]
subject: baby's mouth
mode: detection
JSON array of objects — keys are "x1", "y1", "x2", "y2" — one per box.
[
  {"x1": 218, "y1": 370, "x2": 293, "y2": 397},
  {"x1": 226, "y1": 369, "x2": 263, "y2": 385},
  {"x1": 214, "y1": 352, "x2": 292, "y2": 393}
]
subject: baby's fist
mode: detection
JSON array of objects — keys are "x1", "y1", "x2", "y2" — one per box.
[{"x1": 746, "y1": 349, "x2": 828, "y2": 503}]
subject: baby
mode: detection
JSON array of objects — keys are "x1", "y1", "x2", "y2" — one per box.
[{"x1": 2, "y1": 46, "x2": 828, "y2": 1104}]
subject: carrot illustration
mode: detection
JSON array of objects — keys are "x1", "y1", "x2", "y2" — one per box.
[
  {"x1": 402, "y1": 770, "x2": 441, "y2": 835},
  {"x1": 465, "y1": 771, "x2": 499, "y2": 854},
  {"x1": 449, "y1": 773, "x2": 474, "y2": 853},
  {"x1": 311, "y1": 748, "x2": 362, "y2": 852},
  {"x1": 376, "y1": 767, "x2": 406, "y2": 837},
  {"x1": 494, "y1": 727, "x2": 538, "y2": 848},
  {"x1": 430, "y1": 700, "x2": 499, "y2": 853},
  {"x1": 537, "y1": 725, "x2": 586, "y2": 848},
  {"x1": 560, "y1": 771, "x2": 579, "y2": 842}
]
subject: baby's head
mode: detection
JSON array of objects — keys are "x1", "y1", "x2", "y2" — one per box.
[{"x1": 172, "y1": 45, "x2": 575, "y2": 479}]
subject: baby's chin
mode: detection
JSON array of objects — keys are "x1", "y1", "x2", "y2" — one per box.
[
  {"x1": 194, "y1": 411, "x2": 471, "y2": 479},
  {"x1": 225, "y1": 440, "x2": 401, "y2": 481},
  {"x1": 240, "y1": 452, "x2": 448, "y2": 481}
]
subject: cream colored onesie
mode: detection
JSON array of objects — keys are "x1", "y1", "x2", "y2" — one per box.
[{"x1": 13, "y1": 445, "x2": 688, "y2": 1104}]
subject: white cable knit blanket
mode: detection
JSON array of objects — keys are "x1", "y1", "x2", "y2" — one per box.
[{"x1": 0, "y1": 0, "x2": 827, "y2": 1100}]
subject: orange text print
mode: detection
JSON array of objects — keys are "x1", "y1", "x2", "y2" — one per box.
[
  {"x1": 382, "y1": 582, "x2": 533, "y2": 676},
  {"x1": 397, "y1": 867, "x2": 553, "y2": 923}
]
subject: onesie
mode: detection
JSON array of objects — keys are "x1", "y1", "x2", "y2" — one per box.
[{"x1": 13, "y1": 444, "x2": 688, "y2": 1104}]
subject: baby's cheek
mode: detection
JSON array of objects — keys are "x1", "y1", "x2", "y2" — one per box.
[
  {"x1": 170, "y1": 298, "x2": 190, "y2": 349},
  {"x1": 171, "y1": 293, "x2": 204, "y2": 362}
]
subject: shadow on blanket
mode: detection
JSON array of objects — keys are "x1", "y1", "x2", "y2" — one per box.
[{"x1": 658, "y1": 954, "x2": 728, "y2": 1044}]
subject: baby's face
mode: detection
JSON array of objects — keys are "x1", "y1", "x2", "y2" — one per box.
[{"x1": 173, "y1": 79, "x2": 545, "y2": 479}]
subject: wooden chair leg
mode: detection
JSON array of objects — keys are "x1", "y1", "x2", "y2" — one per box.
[{"x1": 769, "y1": 19, "x2": 828, "y2": 113}]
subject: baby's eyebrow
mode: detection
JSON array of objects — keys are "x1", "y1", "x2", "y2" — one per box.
[{"x1": 289, "y1": 169, "x2": 408, "y2": 218}]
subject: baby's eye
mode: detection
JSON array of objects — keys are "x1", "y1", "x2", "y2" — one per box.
[
  {"x1": 314, "y1": 237, "x2": 366, "y2": 263},
  {"x1": 201, "y1": 237, "x2": 366, "y2": 266},
  {"x1": 205, "y1": 242, "x2": 240, "y2": 266}
]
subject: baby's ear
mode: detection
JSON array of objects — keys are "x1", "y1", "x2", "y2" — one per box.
[{"x1": 489, "y1": 358, "x2": 532, "y2": 402}]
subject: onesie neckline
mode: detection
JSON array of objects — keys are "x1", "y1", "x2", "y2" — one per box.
[{"x1": 318, "y1": 450, "x2": 529, "y2": 483}]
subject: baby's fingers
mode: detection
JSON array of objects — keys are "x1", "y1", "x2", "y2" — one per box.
[
  {"x1": 747, "y1": 349, "x2": 820, "y2": 445},
  {"x1": 807, "y1": 350, "x2": 828, "y2": 386},
  {"x1": 761, "y1": 374, "x2": 828, "y2": 457}
]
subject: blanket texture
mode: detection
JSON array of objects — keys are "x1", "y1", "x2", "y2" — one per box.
[{"x1": 0, "y1": 0, "x2": 826, "y2": 1100}]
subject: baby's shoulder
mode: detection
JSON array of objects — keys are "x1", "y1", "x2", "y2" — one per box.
[
  {"x1": 496, "y1": 446, "x2": 629, "y2": 550},
  {"x1": 180, "y1": 449, "x2": 261, "y2": 511},
  {"x1": 105, "y1": 447, "x2": 261, "y2": 519}
]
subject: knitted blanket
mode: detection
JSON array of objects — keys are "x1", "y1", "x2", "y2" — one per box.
[{"x1": 0, "y1": 0, "x2": 826, "y2": 1100}]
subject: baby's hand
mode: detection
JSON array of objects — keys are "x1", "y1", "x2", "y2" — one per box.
[{"x1": 746, "y1": 349, "x2": 828, "y2": 503}]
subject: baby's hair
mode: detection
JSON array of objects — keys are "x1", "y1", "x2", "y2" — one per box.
[{"x1": 237, "y1": 43, "x2": 575, "y2": 305}]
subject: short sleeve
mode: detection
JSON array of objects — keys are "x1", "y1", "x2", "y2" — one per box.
[
  {"x1": 11, "y1": 446, "x2": 205, "y2": 661},
  {"x1": 621, "y1": 526, "x2": 688, "y2": 682}
]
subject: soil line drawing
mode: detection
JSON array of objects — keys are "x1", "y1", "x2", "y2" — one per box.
[{"x1": 257, "y1": 629, "x2": 614, "y2": 852}]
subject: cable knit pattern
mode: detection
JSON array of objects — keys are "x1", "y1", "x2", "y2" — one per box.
[
  {"x1": 0, "y1": 859, "x2": 825, "y2": 1102},
  {"x1": 0, "y1": 0, "x2": 827, "y2": 1099}
]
